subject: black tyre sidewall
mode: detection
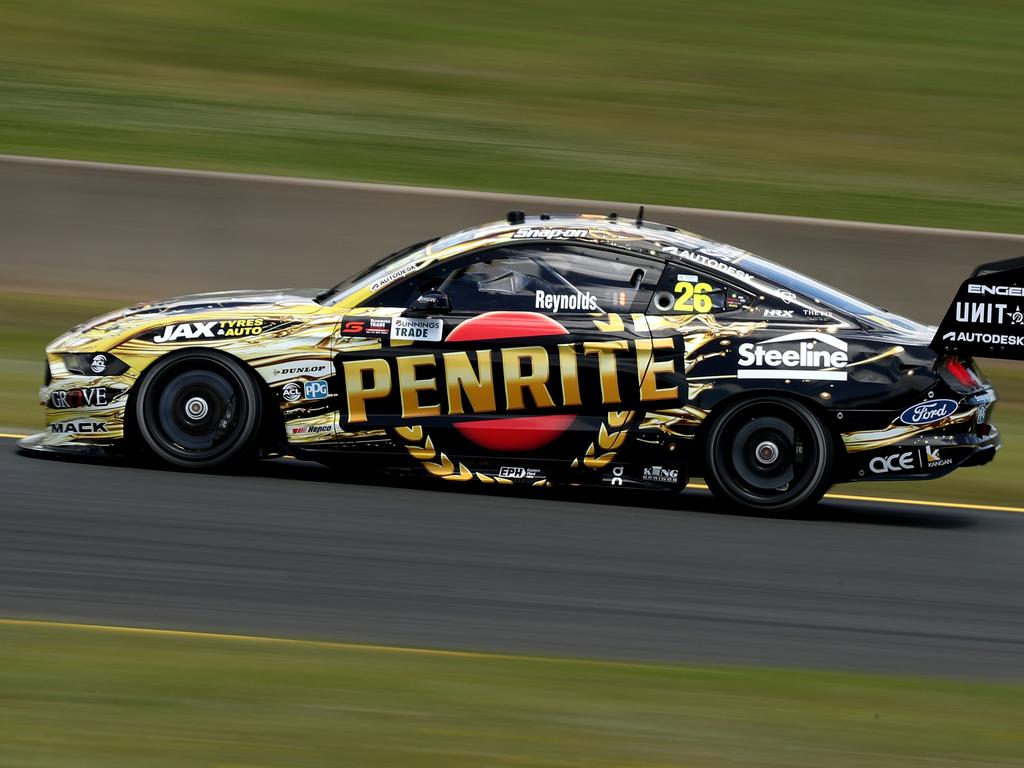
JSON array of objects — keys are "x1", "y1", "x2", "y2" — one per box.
[
  {"x1": 703, "y1": 396, "x2": 834, "y2": 514},
  {"x1": 133, "y1": 350, "x2": 263, "y2": 469}
]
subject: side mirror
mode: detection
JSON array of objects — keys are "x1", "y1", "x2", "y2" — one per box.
[{"x1": 408, "y1": 290, "x2": 452, "y2": 316}]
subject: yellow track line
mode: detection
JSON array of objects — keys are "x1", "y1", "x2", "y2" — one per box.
[
  {"x1": 3, "y1": 432, "x2": 1021, "y2": 514},
  {"x1": 0, "y1": 618, "x2": 638, "y2": 667},
  {"x1": 684, "y1": 481, "x2": 1024, "y2": 514}
]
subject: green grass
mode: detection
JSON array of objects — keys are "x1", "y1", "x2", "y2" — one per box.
[
  {"x1": 0, "y1": 1, "x2": 1022, "y2": 232},
  {"x1": 1, "y1": 621, "x2": 1022, "y2": 768},
  {"x1": 2, "y1": 291, "x2": 1021, "y2": 505}
]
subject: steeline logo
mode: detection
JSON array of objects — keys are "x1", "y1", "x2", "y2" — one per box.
[
  {"x1": 737, "y1": 332, "x2": 849, "y2": 381},
  {"x1": 899, "y1": 399, "x2": 957, "y2": 426}
]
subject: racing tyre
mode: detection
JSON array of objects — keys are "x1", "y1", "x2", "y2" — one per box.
[
  {"x1": 702, "y1": 396, "x2": 834, "y2": 514},
  {"x1": 133, "y1": 351, "x2": 264, "y2": 469}
]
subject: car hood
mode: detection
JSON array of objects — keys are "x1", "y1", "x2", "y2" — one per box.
[{"x1": 48, "y1": 288, "x2": 327, "y2": 353}]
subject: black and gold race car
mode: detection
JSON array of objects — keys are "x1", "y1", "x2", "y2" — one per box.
[{"x1": 21, "y1": 212, "x2": 1022, "y2": 512}]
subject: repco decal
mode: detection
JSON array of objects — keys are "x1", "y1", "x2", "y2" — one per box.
[{"x1": 334, "y1": 312, "x2": 684, "y2": 480}]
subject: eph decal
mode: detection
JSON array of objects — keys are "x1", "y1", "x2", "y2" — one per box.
[
  {"x1": 391, "y1": 317, "x2": 443, "y2": 342},
  {"x1": 737, "y1": 332, "x2": 849, "y2": 381},
  {"x1": 150, "y1": 318, "x2": 266, "y2": 343},
  {"x1": 899, "y1": 399, "x2": 957, "y2": 425},
  {"x1": 498, "y1": 466, "x2": 543, "y2": 480},
  {"x1": 535, "y1": 290, "x2": 600, "y2": 313}
]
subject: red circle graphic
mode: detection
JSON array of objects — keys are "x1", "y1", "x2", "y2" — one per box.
[{"x1": 445, "y1": 311, "x2": 576, "y2": 451}]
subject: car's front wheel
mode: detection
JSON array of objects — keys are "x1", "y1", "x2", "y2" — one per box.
[
  {"x1": 133, "y1": 351, "x2": 264, "y2": 469},
  {"x1": 702, "y1": 396, "x2": 834, "y2": 514}
]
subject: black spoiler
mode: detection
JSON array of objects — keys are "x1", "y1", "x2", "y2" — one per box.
[{"x1": 932, "y1": 256, "x2": 1024, "y2": 360}]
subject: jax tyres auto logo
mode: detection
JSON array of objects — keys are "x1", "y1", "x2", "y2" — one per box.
[
  {"x1": 145, "y1": 318, "x2": 294, "y2": 344},
  {"x1": 336, "y1": 311, "x2": 683, "y2": 482}
]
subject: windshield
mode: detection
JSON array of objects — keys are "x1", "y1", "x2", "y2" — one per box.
[{"x1": 316, "y1": 237, "x2": 437, "y2": 305}]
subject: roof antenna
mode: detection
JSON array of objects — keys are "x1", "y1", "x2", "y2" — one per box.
[{"x1": 635, "y1": 205, "x2": 645, "y2": 226}]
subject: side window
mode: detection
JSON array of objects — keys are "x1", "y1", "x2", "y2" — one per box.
[
  {"x1": 650, "y1": 264, "x2": 754, "y2": 315},
  {"x1": 441, "y1": 244, "x2": 659, "y2": 314}
]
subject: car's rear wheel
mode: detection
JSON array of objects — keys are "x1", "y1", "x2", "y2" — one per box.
[
  {"x1": 134, "y1": 351, "x2": 263, "y2": 469},
  {"x1": 702, "y1": 396, "x2": 834, "y2": 514}
]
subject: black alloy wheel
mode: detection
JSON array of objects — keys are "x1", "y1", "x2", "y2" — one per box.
[
  {"x1": 702, "y1": 396, "x2": 834, "y2": 514},
  {"x1": 133, "y1": 351, "x2": 264, "y2": 469}
]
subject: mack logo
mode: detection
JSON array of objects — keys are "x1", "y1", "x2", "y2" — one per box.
[
  {"x1": 391, "y1": 317, "x2": 443, "y2": 342},
  {"x1": 49, "y1": 387, "x2": 111, "y2": 409},
  {"x1": 899, "y1": 399, "x2": 957, "y2": 425},
  {"x1": 869, "y1": 451, "x2": 915, "y2": 474},
  {"x1": 737, "y1": 332, "x2": 849, "y2": 381},
  {"x1": 535, "y1": 290, "x2": 600, "y2": 313},
  {"x1": 968, "y1": 283, "x2": 1024, "y2": 297},
  {"x1": 50, "y1": 420, "x2": 109, "y2": 434},
  {"x1": 512, "y1": 227, "x2": 588, "y2": 240}
]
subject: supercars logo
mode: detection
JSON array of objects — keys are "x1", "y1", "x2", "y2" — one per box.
[{"x1": 736, "y1": 332, "x2": 849, "y2": 381}]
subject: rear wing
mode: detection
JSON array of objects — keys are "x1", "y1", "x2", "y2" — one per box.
[{"x1": 932, "y1": 256, "x2": 1024, "y2": 360}]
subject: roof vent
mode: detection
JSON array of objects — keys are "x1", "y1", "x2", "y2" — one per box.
[{"x1": 507, "y1": 210, "x2": 526, "y2": 225}]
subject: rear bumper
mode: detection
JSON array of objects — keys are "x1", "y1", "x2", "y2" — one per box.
[{"x1": 843, "y1": 387, "x2": 1000, "y2": 482}]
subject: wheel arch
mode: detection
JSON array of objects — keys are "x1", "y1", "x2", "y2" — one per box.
[
  {"x1": 691, "y1": 387, "x2": 847, "y2": 479},
  {"x1": 124, "y1": 346, "x2": 283, "y2": 455}
]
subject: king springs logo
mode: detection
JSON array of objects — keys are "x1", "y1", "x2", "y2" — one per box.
[{"x1": 336, "y1": 312, "x2": 682, "y2": 454}]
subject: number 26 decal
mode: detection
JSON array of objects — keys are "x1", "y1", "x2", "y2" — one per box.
[{"x1": 673, "y1": 281, "x2": 714, "y2": 313}]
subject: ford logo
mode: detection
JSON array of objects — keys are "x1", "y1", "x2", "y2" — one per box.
[{"x1": 899, "y1": 399, "x2": 958, "y2": 426}]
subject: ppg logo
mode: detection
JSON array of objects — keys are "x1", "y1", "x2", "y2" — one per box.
[{"x1": 304, "y1": 381, "x2": 329, "y2": 400}]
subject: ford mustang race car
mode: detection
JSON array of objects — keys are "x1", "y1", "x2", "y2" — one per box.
[{"x1": 21, "y1": 212, "x2": 1022, "y2": 512}]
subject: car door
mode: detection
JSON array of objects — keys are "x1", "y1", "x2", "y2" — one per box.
[{"x1": 334, "y1": 241, "x2": 681, "y2": 483}]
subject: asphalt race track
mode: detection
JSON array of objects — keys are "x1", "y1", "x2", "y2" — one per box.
[{"x1": 3, "y1": 439, "x2": 1022, "y2": 680}]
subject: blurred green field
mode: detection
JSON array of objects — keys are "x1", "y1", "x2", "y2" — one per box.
[
  {"x1": 1, "y1": 0, "x2": 1022, "y2": 232},
  {"x1": 1, "y1": 620, "x2": 1021, "y2": 768},
  {"x1": 2, "y1": 292, "x2": 1020, "y2": 506}
]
